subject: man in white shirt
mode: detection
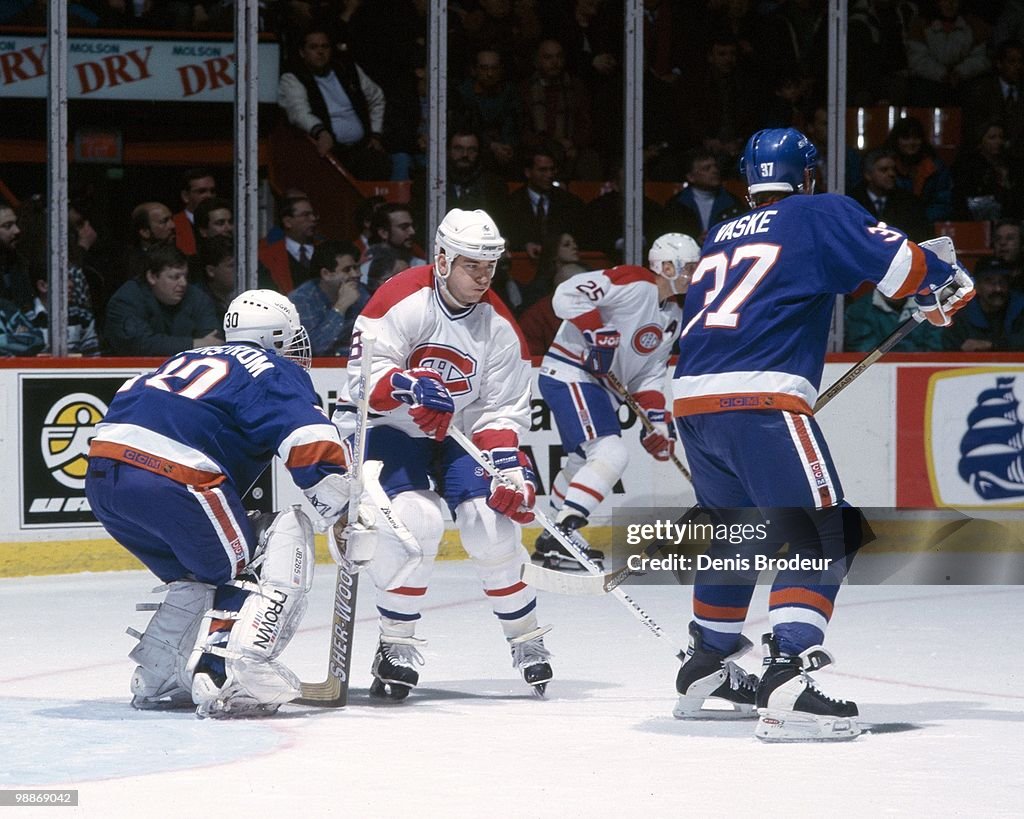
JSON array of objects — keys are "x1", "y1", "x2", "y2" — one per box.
[{"x1": 278, "y1": 25, "x2": 390, "y2": 180}]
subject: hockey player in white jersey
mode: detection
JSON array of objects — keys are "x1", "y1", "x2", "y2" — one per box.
[
  {"x1": 533, "y1": 233, "x2": 700, "y2": 569},
  {"x1": 87, "y1": 290, "x2": 366, "y2": 718},
  {"x1": 337, "y1": 208, "x2": 552, "y2": 699}
]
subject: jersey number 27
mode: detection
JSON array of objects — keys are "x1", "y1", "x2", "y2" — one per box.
[{"x1": 685, "y1": 243, "x2": 780, "y2": 331}]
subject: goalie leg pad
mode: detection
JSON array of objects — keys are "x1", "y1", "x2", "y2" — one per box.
[
  {"x1": 456, "y1": 496, "x2": 538, "y2": 639},
  {"x1": 189, "y1": 507, "x2": 315, "y2": 716},
  {"x1": 370, "y1": 489, "x2": 442, "y2": 594},
  {"x1": 128, "y1": 580, "x2": 215, "y2": 710}
]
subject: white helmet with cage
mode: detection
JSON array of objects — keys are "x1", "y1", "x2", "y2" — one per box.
[
  {"x1": 648, "y1": 232, "x2": 701, "y2": 282},
  {"x1": 224, "y1": 289, "x2": 312, "y2": 370}
]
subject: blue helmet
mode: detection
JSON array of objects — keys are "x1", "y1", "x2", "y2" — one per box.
[{"x1": 739, "y1": 128, "x2": 818, "y2": 197}]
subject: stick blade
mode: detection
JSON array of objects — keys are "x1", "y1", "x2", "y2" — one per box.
[{"x1": 521, "y1": 561, "x2": 608, "y2": 595}]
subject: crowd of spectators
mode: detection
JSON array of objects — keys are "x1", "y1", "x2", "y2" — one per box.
[{"x1": 2, "y1": 1, "x2": 1024, "y2": 356}]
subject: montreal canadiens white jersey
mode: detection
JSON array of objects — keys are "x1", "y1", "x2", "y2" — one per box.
[
  {"x1": 343, "y1": 265, "x2": 533, "y2": 445},
  {"x1": 673, "y1": 193, "x2": 958, "y2": 418},
  {"x1": 90, "y1": 343, "x2": 347, "y2": 492},
  {"x1": 541, "y1": 265, "x2": 682, "y2": 404}
]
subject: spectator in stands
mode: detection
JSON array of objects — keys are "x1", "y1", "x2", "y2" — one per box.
[
  {"x1": 845, "y1": 289, "x2": 943, "y2": 352},
  {"x1": 196, "y1": 235, "x2": 236, "y2": 322},
  {"x1": 519, "y1": 258, "x2": 588, "y2": 357},
  {"x1": 992, "y1": 218, "x2": 1024, "y2": 291},
  {"x1": 662, "y1": 149, "x2": 746, "y2": 243},
  {"x1": 762, "y1": 69, "x2": 811, "y2": 131},
  {"x1": 104, "y1": 245, "x2": 221, "y2": 356},
  {"x1": 121, "y1": 201, "x2": 177, "y2": 288},
  {"x1": 519, "y1": 38, "x2": 601, "y2": 181},
  {"x1": 905, "y1": 0, "x2": 990, "y2": 106},
  {"x1": 444, "y1": 129, "x2": 508, "y2": 216},
  {"x1": 289, "y1": 239, "x2": 368, "y2": 358},
  {"x1": 258, "y1": 196, "x2": 320, "y2": 294},
  {"x1": 756, "y1": 0, "x2": 829, "y2": 96},
  {"x1": 963, "y1": 39, "x2": 1024, "y2": 163},
  {"x1": 582, "y1": 163, "x2": 665, "y2": 261},
  {"x1": 362, "y1": 203, "x2": 426, "y2": 277},
  {"x1": 366, "y1": 244, "x2": 410, "y2": 293},
  {"x1": 455, "y1": 47, "x2": 521, "y2": 175},
  {"x1": 278, "y1": 24, "x2": 390, "y2": 180},
  {"x1": 850, "y1": 147, "x2": 931, "y2": 241},
  {"x1": 353, "y1": 195, "x2": 386, "y2": 262},
  {"x1": 500, "y1": 148, "x2": 586, "y2": 259},
  {"x1": 805, "y1": 103, "x2": 862, "y2": 194},
  {"x1": 172, "y1": 168, "x2": 217, "y2": 256},
  {"x1": 679, "y1": 32, "x2": 763, "y2": 175},
  {"x1": 884, "y1": 116, "x2": 954, "y2": 222},
  {"x1": 450, "y1": 0, "x2": 542, "y2": 79},
  {"x1": 0, "y1": 201, "x2": 35, "y2": 313},
  {"x1": 848, "y1": 0, "x2": 916, "y2": 105},
  {"x1": 952, "y1": 120, "x2": 1023, "y2": 221},
  {"x1": 943, "y1": 257, "x2": 1024, "y2": 351},
  {"x1": 193, "y1": 196, "x2": 234, "y2": 242}
]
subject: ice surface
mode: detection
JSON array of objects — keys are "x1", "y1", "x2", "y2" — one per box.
[{"x1": 2, "y1": 566, "x2": 1022, "y2": 817}]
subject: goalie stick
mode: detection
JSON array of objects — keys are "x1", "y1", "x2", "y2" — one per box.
[
  {"x1": 446, "y1": 426, "x2": 677, "y2": 648},
  {"x1": 295, "y1": 333, "x2": 376, "y2": 707}
]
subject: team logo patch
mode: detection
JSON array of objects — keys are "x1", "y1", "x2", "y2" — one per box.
[
  {"x1": 409, "y1": 344, "x2": 478, "y2": 395},
  {"x1": 631, "y1": 324, "x2": 663, "y2": 355},
  {"x1": 41, "y1": 392, "x2": 108, "y2": 489}
]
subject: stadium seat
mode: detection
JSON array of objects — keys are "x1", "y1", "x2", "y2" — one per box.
[{"x1": 508, "y1": 251, "x2": 537, "y2": 284}]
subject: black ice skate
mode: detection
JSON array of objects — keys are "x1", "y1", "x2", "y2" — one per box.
[
  {"x1": 672, "y1": 622, "x2": 758, "y2": 719},
  {"x1": 370, "y1": 636, "x2": 425, "y2": 701},
  {"x1": 754, "y1": 633, "x2": 860, "y2": 742},
  {"x1": 531, "y1": 514, "x2": 604, "y2": 571},
  {"x1": 509, "y1": 626, "x2": 553, "y2": 696}
]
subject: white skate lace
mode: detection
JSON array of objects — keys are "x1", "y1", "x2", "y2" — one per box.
[
  {"x1": 511, "y1": 636, "x2": 552, "y2": 670},
  {"x1": 383, "y1": 642, "x2": 425, "y2": 669},
  {"x1": 800, "y1": 671, "x2": 848, "y2": 705},
  {"x1": 725, "y1": 661, "x2": 757, "y2": 693}
]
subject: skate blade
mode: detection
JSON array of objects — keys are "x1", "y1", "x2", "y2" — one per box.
[
  {"x1": 370, "y1": 678, "x2": 412, "y2": 701},
  {"x1": 531, "y1": 681, "x2": 548, "y2": 698},
  {"x1": 538, "y1": 554, "x2": 603, "y2": 572},
  {"x1": 672, "y1": 695, "x2": 757, "y2": 720},
  {"x1": 130, "y1": 695, "x2": 194, "y2": 712},
  {"x1": 755, "y1": 709, "x2": 861, "y2": 742}
]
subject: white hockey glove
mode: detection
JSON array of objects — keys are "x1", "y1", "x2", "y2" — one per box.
[
  {"x1": 303, "y1": 472, "x2": 353, "y2": 531},
  {"x1": 916, "y1": 235, "x2": 976, "y2": 327},
  {"x1": 917, "y1": 263, "x2": 975, "y2": 327},
  {"x1": 639, "y1": 407, "x2": 676, "y2": 462},
  {"x1": 328, "y1": 511, "x2": 377, "y2": 571},
  {"x1": 486, "y1": 449, "x2": 537, "y2": 524}
]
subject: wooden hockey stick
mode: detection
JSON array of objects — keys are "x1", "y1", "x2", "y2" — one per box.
[
  {"x1": 603, "y1": 371, "x2": 693, "y2": 481},
  {"x1": 447, "y1": 426, "x2": 677, "y2": 648},
  {"x1": 296, "y1": 333, "x2": 376, "y2": 706}
]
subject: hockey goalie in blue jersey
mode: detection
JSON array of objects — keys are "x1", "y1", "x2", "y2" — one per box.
[
  {"x1": 87, "y1": 290, "x2": 366, "y2": 718},
  {"x1": 670, "y1": 128, "x2": 974, "y2": 741}
]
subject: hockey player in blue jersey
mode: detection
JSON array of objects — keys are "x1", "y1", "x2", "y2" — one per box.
[
  {"x1": 670, "y1": 128, "x2": 974, "y2": 741},
  {"x1": 86, "y1": 290, "x2": 365, "y2": 718}
]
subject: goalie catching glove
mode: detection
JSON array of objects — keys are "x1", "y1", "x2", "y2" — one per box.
[
  {"x1": 390, "y1": 367, "x2": 455, "y2": 440},
  {"x1": 486, "y1": 448, "x2": 537, "y2": 524},
  {"x1": 639, "y1": 407, "x2": 676, "y2": 462}
]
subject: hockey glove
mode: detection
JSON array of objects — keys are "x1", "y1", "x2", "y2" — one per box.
[
  {"x1": 486, "y1": 449, "x2": 537, "y2": 524},
  {"x1": 581, "y1": 327, "x2": 620, "y2": 376},
  {"x1": 328, "y1": 510, "x2": 377, "y2": 571},
  {"x1": 390, "y1": 367, "x2": 455, "y2": 440},
  {"x1": 304, "y1": 472, "x2": 353, "y2": 530},
  {"x1": 639, "y1": 408, "x2": 676, "y2": 462},
  {"x1": 917, "y1": 263, "x2": 975, "y2": 328}
]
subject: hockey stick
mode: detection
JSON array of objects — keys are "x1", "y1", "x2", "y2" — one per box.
[
  {"x1": 813, "y1": 313, "x2": 921, "y2": 412},
  {"x1": 603, "y1": 371, "x2": 693, "y2": 481},
  {"x1": 296, "y1": 333, "x2": 376, "y2": 706},
  {"x1": 447, "y1": 426, "x2": 677, "y2": 648}
]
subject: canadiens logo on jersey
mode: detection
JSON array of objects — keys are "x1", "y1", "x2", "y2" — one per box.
[
  {"x1": 41, "y1": 392, "x2": 108, "y2": 489},
  {"x1": 409, "y1": 343, "x2": 478, "y2": 395},
  {"x1": 631, "y1": 324, "x2": 664, "y2": 355}
]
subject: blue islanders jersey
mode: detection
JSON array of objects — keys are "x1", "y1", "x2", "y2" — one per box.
[
  {"x1": 672, "y1": 193, "x2": 956, "y2": 417},
  {"x1": 90, "y1": 343, "x2": 346, "y2": 492}
]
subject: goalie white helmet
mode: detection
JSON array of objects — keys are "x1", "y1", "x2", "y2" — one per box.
[
  {"x1": 649, "y1": 233, "x2": 701, "y2": 282},
  {"x1": 224, "y1": 289, "x2": 312, "y2": 370}
]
